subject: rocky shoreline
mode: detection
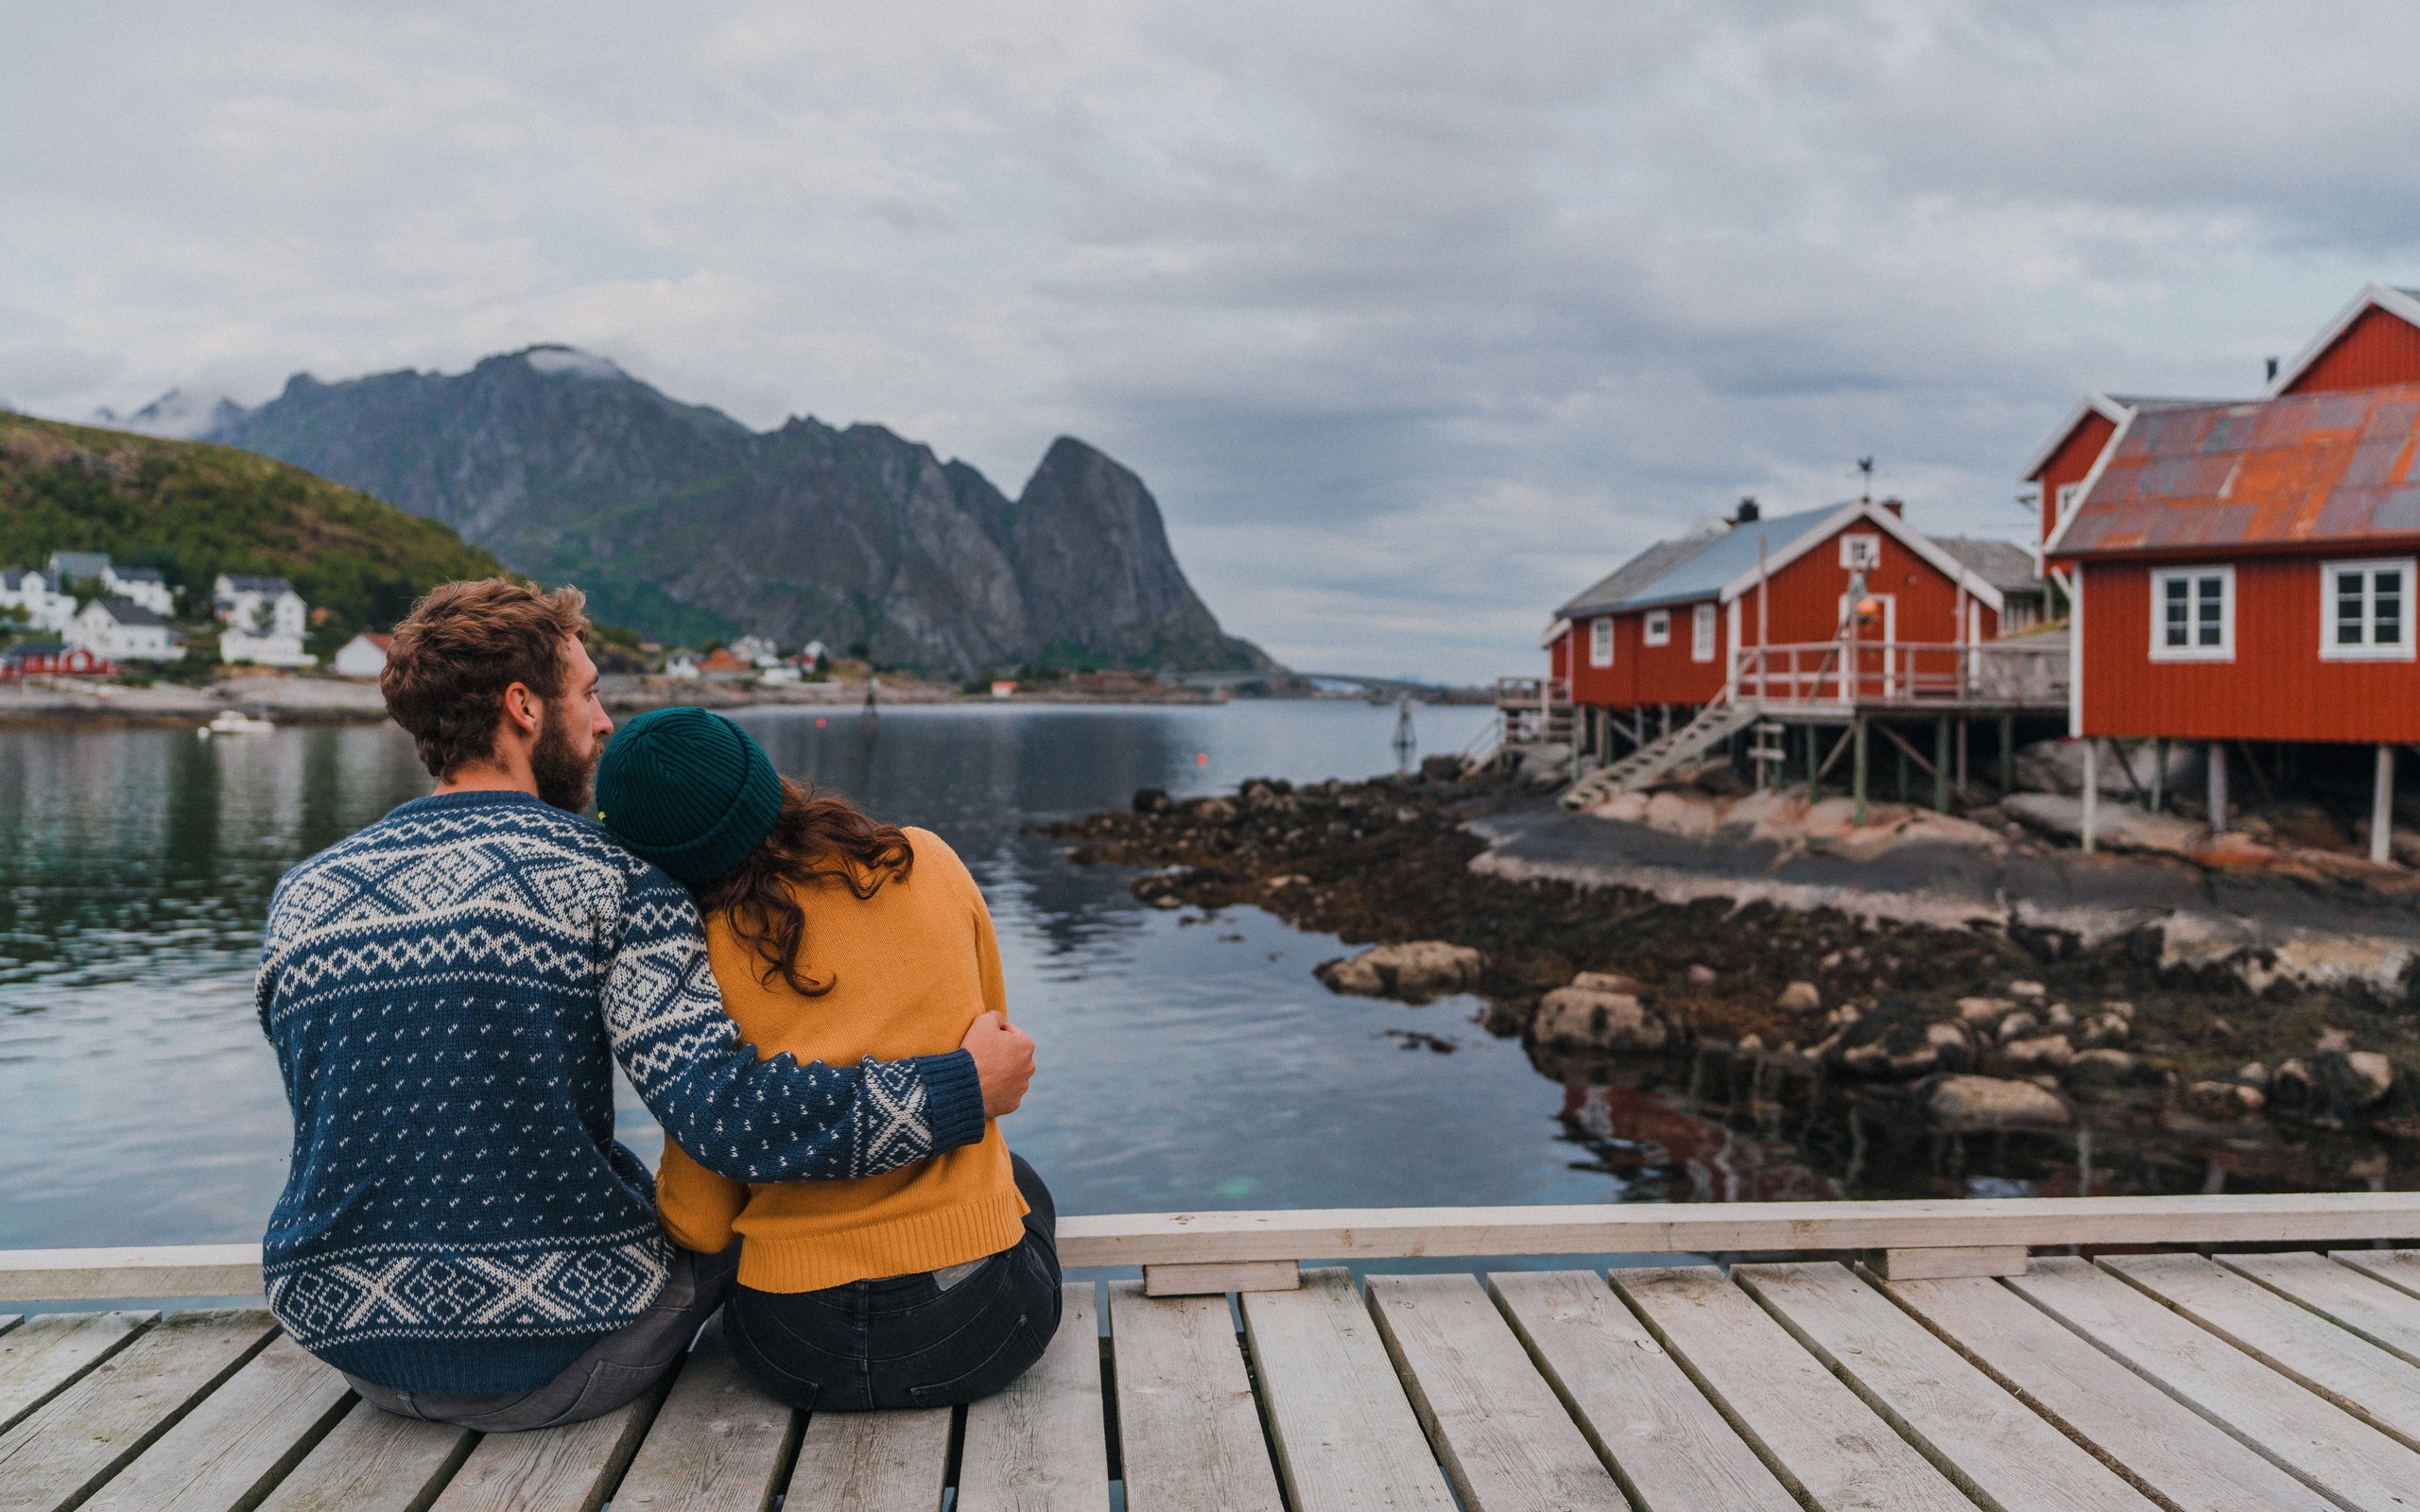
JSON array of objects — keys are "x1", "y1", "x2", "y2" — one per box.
[{"x1": 1038, "y1": 760, "x2": 2420, "y2": 1194}]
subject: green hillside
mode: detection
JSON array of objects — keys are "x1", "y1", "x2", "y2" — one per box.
[{"x1": 0, "y1": 411, "x2": 507, "y2": 657}]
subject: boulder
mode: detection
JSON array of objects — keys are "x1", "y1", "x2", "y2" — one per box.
[
  {"x1": 1314, "y1": 941, "x2": 1485, "y2": 1003},
  {"x1": 2078, "y1": 1012, "x2": 2131, "y2": 1048},
  {"x1": 2001, "y1": 1034, "x2": 2075, "y2": 1073},
  {"x1": 1571, "y1": 971, "x2": 1647, "y2": 995},
  {"x1": 1927, "y1": 1074, "x2": 2072, "y2": 1133},
  {"x1": 2183, "y1": 1080, "x2": 2265, "y2": 1118},
  {"x1": 2014, "y1": 737, "x2": 2201, "y2": 797},
  {"x1": 1132, "y1": 787, "x2": 1173, "y2": 814},
  {"x1": 1685, "y1": 964, "x2": 1719, "y2": 987},
  {"x1": 1956, "y1": 996, "x2": 2014, "y2": 1024},
  {"x1": 2066, "y1": 1049, "x2": 2140, "y2": 1093},
  {"x1": 2008, "y1": 980, "x2": 2047, "y2": 1000},
  {"x1": 1531, "y1": 987, "x2": 1671, "y2": 1054},
  {"x1": 1996, "y1": 1011, "x2": 2040, "y2": 1044},
  {"x1": 2001, "y1": 793, "x2": 2204, "y2": 855},
  {"x1": 1775, "y1": 981, "x2": 1824, "y2": 1015}
]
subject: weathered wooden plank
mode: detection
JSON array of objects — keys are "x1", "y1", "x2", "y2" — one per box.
[
  {"x1": 1490, "y1": 1268, "x2": 1798, "y2": 1512},
  {"x1": 1734, "y1": 1262, "x2": 2155, "y2": 1512},
  {"x1": 1054, "y1": 1193, "x2": 2420, "y2": 1267},
  {"x1": 80, "y1": 1334, "x2": 354, "y2": 1512},
  {"x1": 2102, "y1": 1252, "x2": 2420, "y2": 1451},
  {"x1": 606, "y1": 1327, "x2": 795, "y2": 1512},
  {"x1": 2010, "y1": 1255, "x2": 2420, "y2": 1512},
  {"x1": 2332, "y1": 1247, "x2": 2420, "y2": 1301},
  {"x1": 427, "y1": 1384, "x2": 664, "y2": 1512},
  {"x1": 1611, "y1": 1264, "x2": 1972, "y2": 1512},
  {"x1": 1362, "y1": 1273, "x2": 1623, "y2": 1512},
  {"x1": 12, "y1": 1198, "x2": 2420, "y2": 1293},
  {"x1": 0, "y1": 1311, "x2": 152, "y2": 1435},
  {"x1": 0, "y1": 1246, "x2": 263, "y2": 1301},
  {"x1": 958, "y1": 1284, "x2": 1110, "y2": 1512},
  {"x1": 1144, "y1": 1262, "x2": 1299, "y2": 1297},
  {"x1": 1885, "y1": 1272, "x2": 2331, "y2": 1512},
  {"x1": 251, "y1": 1401, "x2": 474, "y2": 1512},
  {"x1": 2219, "y1": 1250, "x2": 2420, "y2": 1368},
  {"x1": 1869, "y1": 1246, "x2": 2028, "y2": 1281},
  {"x1": 0, "y1": 1309, "x2": 276, "y2": 1512},
  {"x1": 780, "y1": 1403, "x2": 952, "y2": 1512},
  {"x1": 1238, "y1": 1267, "x2": 1456, "y2": 1512},
  {"x1": 1105, "y1": 1281, "x2": 1284, "y2": 1512}
]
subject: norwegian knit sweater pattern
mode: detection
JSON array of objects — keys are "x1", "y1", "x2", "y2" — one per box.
[{"x1": 255, "y1": 790, "x2": 986, "y2": 1395}]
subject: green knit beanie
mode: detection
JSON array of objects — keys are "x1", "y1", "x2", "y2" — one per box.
[{"x1": 593, "y1": 706, "x2": 783, "y2": 884}]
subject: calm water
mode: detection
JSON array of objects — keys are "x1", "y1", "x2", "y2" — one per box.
[{"x1": 5, "y1": 698, "x2": 1710, "y2": 1249}]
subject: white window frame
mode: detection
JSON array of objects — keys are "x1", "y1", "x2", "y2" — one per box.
[
  {"x1": 2319, "y1": 558, "x2": 2416, "y2": 662},
  {"x1": 1840, "y1": 533, "x2": 1882, "y2": 570},
  {"x1": 1589, "y1": 616, "x2": 1614, "y2": 667},
  {"x1": 2148, "y1": 565, "x2": 2235, "y2": 662},
  {"x1": 1691, "y1": 602, "x2": 1717, "y2": 662},
  {"x1": 2055, "y1": 482, "x2": 2083, "y2": 523},
  {"x1": 1643, "y1": 609, "x2": 1670, "y2": 646}
]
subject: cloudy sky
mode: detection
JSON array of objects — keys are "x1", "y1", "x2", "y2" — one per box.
[{"x1": 6, "y1": 1, "x2": 2418, "y2": 679}]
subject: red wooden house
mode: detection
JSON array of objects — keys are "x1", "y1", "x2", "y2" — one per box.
[
  {"x1": 0, "y1": 642, "x2": 114, "y2": 679},
  {"x1": 2035, "y1": 284, "x2": 2420, "y2": 855},
  {"x1": 1547, "y1": 498, "x2": 2013, "y2": 757}
]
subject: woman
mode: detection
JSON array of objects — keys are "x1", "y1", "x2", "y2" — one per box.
[{"x1": 593, "y1": 705, "x2": 1059, "y2": 1410}]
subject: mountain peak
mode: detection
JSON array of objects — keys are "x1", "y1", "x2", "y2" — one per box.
[{"x1": 515, "y1": 346, "x2": 629, "y2": 382}]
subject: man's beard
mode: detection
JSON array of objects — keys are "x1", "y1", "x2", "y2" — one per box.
[{"x1": 531, "y1": 704, "x2": 597, "y2": 812}]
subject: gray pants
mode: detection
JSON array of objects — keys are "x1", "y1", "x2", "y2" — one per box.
[{"x1": 345, "y1": 1244, "x2": 739, "y2": 1433}]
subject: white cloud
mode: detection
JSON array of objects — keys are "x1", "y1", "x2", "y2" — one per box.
[{"x1": 5, "y1": 0, "x2": 2419, "y2": 679}]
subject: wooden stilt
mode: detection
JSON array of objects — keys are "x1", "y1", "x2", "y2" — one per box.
[
  {"x1": 2208, "y1": 742, "x2": 2228, "y2": 836},
  {"x1": 1853, "y1": 718, "x2": 1870, "y2": 827},
  {"x1": 1806, "y1": 726, "x2": 1820, "y2": 803},
  {"x1": 1999, "y1": 715, "x2": 2014, "y2": 798},
  {"x1": 1933, "y1": 719, "x2": 1949, "y2": 814},
  {"x1": 2082, "y1": 741, "x2": 2099, "y2": 853},
  {"x1": 2374, "y1": 744, "x2": 2395, "y2": 866}
]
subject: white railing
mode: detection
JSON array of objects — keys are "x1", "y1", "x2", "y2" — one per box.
[{"x1": 1732, "y1": 638, "x2": 2069, "y2": 709}]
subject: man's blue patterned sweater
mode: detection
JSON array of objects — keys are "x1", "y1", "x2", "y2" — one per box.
[{"x1": 255, "y1": 790, "x2": 986, "y2": 1394}]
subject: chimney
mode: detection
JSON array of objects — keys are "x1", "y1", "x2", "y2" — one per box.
[
  {"x1": 2265, "y1": 355, "x2": 2280, "y2": 383},
  {"x1": 1880, "y1": 497, "x2": 1905, "y2": 516},
  {"x1": 1735, "y1": 495, "x2": 1759, "y2": 524}
]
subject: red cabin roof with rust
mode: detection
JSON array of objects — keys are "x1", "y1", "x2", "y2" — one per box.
[{"x1": 2048, "y1": 384, "x2": 2420, "y2": 560}]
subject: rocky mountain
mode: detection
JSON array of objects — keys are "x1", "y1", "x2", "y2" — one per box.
[
  {"x1": 206, "y1": 348, "x2": 1271, "y2": 673},
  {"x1": 0, "y1": 412, "x2": 506, "y2": 654}
]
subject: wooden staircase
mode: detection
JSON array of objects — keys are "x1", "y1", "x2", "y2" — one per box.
[{"x1": 1560, "y1": 697, "x2": 1761, "y2": 810}]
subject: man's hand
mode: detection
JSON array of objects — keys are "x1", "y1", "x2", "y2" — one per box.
[{"x1": 961, "y1": 1012, "x2": 1035, "y2": 1120}]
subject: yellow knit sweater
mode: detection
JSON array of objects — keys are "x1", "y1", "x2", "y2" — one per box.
[{"x1": 655, "y1": 828, "x2": 1027, "y2": 1292}]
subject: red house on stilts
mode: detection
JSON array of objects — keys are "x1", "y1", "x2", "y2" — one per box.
[
  {"x1": 1537, "y1": 495, "x2": 2059, "y2": 814},
  {"x1": 2037, "y1": 284, "x2": 2420, "y2": 860}
]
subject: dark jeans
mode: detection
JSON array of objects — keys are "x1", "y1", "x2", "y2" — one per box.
[
  {"x1": 345, "y1": 1241, "x2": 740, "y2": 1432},
  {"x1": 724, "y1": 1153, "x2": 1062, "y2": 1411}
]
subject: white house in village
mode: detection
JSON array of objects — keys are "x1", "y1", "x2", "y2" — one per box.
[
  {"x1": 214, "y1": 575, "x2": 314, "y2": 666},
  {"x1": 69, "y1": 599, "x2": 178, "y2": 662},
  {"x1": 730, "y1": 634, "x2": 781, "y2": 668},
  {"x1": 330, "y1": 632, "x2": 391, "y2": 679},
  {"x1": 44, "y1": 553, "x2": 175, "y2": 616},
  {"x1": 0, "y1": 571, "x2": 76, "y2": 632}
]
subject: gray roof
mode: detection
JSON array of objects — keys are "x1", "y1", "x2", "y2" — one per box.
[
  {"x1": 219, "y1": 576, "x2": 293, "y2": 595},
  {"x1": 48, "y1": 552, "x2": 112, "y2": 580},
  {"x1": 1556, "y1": 506, "x2": 1841, "y2": 619},
  {"x1": 112, "y1": 566, "x2": 166, "y2": 583},
  {"x1": 0, "y1": 569, "x2": 36, "y2": 591},
  {"x1": 1932, "y1": 537, "x2": 2041, "y2": 594},
  {"x1": 91, "y1": 598, "x2": 167, "y2": 627}
]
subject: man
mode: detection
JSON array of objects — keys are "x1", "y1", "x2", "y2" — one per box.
[{"x1": 255, "y1": 579, "x2": 1035, "y2": 1430}]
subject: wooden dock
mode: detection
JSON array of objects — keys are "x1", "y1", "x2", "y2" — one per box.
[{"x1": 5, "y1": 1192, "x2": 2419, "y2": 1511}]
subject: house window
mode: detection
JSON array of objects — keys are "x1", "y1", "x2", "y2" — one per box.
[
  {"x1": 1644, "y1": 610, "x2": 1670, "y2": 646},
  {"x1": 1589, "y1": 616, "x2": 1614, "y2": 667},
  {"x1": 1840, "y1": 534, "x2": 1882, "y2": 570},
  {"x1": 2055, "y1": 483, "x2": 2083, "y2": 521},
  {"x1": 2322, "y1": 558, "x2": 2415, "y2": 661},
  {"x1": 2149, "y1": 566, "x2": 2234, "y2": 661},
  {"x1": 1692, "y1": 603, "x2": 1717, "y2": 662}
]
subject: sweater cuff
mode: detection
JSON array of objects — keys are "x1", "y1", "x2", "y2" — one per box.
[{"x1": 917, "y1": 1050, "x2": 987, "y2": 1153}]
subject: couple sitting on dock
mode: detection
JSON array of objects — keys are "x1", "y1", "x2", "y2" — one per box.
[{"x1": 254, "y1": 580, "x2": 1056, "y2": 1431}]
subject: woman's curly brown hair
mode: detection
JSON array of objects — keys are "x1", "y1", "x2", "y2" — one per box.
[{"x1": 691, "y1": 775, "x2": 914, "y2": 996}]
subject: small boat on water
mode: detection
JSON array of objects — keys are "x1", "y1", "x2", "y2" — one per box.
[{"x1": 198, "y1": 710, "x2": 275, "y2": 737}]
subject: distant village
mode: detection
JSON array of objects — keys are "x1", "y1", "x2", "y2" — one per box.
[{"x1": 0, "y1": 551, "x2": 851, "y2": 689}]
